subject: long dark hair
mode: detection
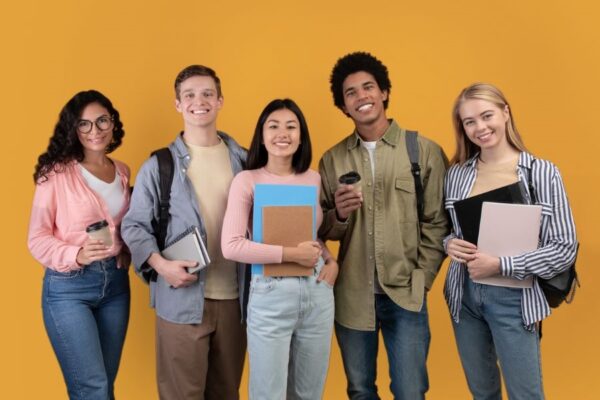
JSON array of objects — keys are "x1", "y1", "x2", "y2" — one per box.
[
  {"x1": 33, "y1": 90, "x2": 125, "y2": 183},
  {"x1": 247, "y1": 98, "x2": 312, "y2": 173}
]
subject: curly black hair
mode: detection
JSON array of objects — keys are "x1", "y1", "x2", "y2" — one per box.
[
  {"x1": 330, "y1": 51, "x2": 392, "y2": 112},
  {"x1": 33, "y1": 90, "x2": 125, "y2": 183}
]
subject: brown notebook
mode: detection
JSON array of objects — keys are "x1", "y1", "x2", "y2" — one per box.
[{"x1": 263, "y1": 205, "x2": 314, "y2": 276}]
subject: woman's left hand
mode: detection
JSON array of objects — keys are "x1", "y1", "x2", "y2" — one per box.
[
  {"x1": 317, "y1": 258, "x2": 339, "y2": 287},
  {"x1": 466, "y1": 253, "x2": 501, "y2": 279}
]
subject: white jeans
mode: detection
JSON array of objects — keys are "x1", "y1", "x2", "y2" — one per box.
[{"x1": 247, "y1": 261, "x2": 334, "y2": 400}]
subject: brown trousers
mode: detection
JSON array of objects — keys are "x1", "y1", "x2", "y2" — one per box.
[{"x1": 156, "y1": 299, "x2": 246, "y2": 400}]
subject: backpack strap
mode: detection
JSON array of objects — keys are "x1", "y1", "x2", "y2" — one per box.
[
  {"x1": 405, "y1": 130, "x2": 424, "y2": 222},
  {"x1": 151, "y1": 147, "x2": 175, "y2": 250},
  {"x1": 525, "y1": 158, "x2": 539, "y2": 205},
  {"x1": 141, "y1": 147, "x2": 174, "y2": 283}
]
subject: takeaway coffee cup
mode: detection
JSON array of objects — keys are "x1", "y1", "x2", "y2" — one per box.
[
  {"x1": 86, "y1": 220, "x2": 113, "y2": 247},
  {"x1": 338, "y1": 171, "x2": 362, "y2": 192}
]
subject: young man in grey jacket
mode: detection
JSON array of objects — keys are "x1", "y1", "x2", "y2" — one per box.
[{"x1": 122, "y1": 65, "x2": 247, "y2": 400}]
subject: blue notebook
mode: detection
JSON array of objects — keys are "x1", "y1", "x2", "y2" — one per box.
[{"x1": 252, "y1": 184, "x2": 317, "y2": 275}]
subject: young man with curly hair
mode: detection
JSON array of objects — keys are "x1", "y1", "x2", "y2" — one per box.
[{"x1": 319, "y1": 52, "x2": 449, "y2": 399}]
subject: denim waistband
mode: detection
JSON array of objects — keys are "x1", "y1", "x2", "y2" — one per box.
[
  {"x1": 84, "y1": 256, "x2": 118, "y2": 272},
  {"x1": 252, "y1": 256, "x2": 325, "y2": 277}
]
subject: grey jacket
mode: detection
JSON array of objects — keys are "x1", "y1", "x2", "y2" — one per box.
[{"x1": 122, "y1": 132, "x2": 248, "y2": 324}]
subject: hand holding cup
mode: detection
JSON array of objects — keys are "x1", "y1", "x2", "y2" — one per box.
[{"x1": 335, "y1": 171, "x2": 363, "y2": 221}]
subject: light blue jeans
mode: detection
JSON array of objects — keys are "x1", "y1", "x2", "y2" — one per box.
[
  {"x1": 335, "y1": 294, "x2": 430, "y2": 400},
  {"x1": 247, "y1": 261, "x2": 334, "y2": 400},
  {"x1": 453, "y1": 275, "x2": 544, "y2": 400},
  {"x1": 42, "y1": 257, "x2": 130, "y2": 400}
]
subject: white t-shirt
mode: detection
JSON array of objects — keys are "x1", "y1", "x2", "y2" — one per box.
[
  {"x1": 361, "y1": 140, "x2": 377, "y2": 180},
  {"x1": 361, "y1": 140, "x2": 385, "y2": 294}
]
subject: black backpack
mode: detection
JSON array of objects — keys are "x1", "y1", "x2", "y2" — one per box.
[
  {"x1": 526, "y1": 159, "x2": 579, "y2": 308},
  {"x1": 140, "y1": 147, "x2": 174, "y2": 283}
]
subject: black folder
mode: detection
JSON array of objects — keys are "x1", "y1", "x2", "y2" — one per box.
[{"x1": 454, "y1": 182, "x2": 527, "y2": 245}]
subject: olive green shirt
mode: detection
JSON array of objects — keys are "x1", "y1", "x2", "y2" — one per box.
[{"x1": 318, "y1": 120, "x2": 449, "y2": 330}]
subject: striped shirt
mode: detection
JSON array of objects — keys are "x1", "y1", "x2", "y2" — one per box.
[{"x1": 443, "y1": 152, "x2": 577, "y2": 328}]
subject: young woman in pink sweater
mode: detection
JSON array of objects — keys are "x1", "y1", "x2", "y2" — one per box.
[
  {"x1": 28, "y1": 90, "x2": 131, "y2": 400},
  {"x1": 222, "y1": 99, "x2": 338, "y2": 399}
]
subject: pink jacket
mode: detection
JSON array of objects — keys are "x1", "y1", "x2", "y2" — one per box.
[{"x1": 28, "y1": 160, "x2": 131, "y2": 272}]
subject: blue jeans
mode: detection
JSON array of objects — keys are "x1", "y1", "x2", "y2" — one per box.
[
  {"x1": 42, "y1": 257, "x2": 130, "y2": 400},
  {"x1": 247, "y1": 261, "x2": 334, "y2": 400},
  {"x1": 335, "y1": 294, "x2": 430, "y2": 400},
  {"x1": 453, "y1": 276, "x2": 543, "y2": 400}
]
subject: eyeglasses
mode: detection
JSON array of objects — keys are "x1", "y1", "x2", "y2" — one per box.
[{"x1": 76, "y1": 116, "x2": 114, "y2": 134}]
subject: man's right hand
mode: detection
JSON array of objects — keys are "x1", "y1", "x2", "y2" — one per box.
[
  {"x1": 334, "y1": 184, "x2": 363, "y2": 221},
  {"x1": 147, "y1": 253, "x2": 198, "y2": 288}
]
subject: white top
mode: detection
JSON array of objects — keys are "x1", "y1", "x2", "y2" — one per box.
[
  {"x1": 361, "y1": 140, "x2": 377, "y2": 180},
  {"x1": 80, "y1": 165, "x2": 125, "y2": 219},
  {"x1": 360, "y1": 139, "x2": 384, "y2": 294}
]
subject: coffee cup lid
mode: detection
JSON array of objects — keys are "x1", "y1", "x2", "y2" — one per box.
[
  {"x1": 86, "y1": 220, "x2": 108, "y2": 233},
  {"x1": 339, "y1": 171, "x2": 361, "y2": 184}
]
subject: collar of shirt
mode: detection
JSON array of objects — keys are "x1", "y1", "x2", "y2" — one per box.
[
  {"x1": 172, "y1": 131, "x2": 246, "y2": 181},
  {"x1": 345, "y1": 119, "x2": 401, "y2": 150}
]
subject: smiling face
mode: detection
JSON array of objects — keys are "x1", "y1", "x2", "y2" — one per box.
[
  {"x1": 459, "y1": 98, "x2": 510, "y2": 152},
  {"x1": 76, "y1": 102, "x2": 114, "y2": 157},
  {"x1": 175, "y1": 75, "x2": 223, "y2": 129},
  {"x1": 262, "y1": 108, "x2": 301, "y2": 163},
  {"x1": 341, "y1": 71, "x2": 388, "y2": 126}
]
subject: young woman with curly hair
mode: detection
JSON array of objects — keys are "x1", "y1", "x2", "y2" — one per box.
[{"x1": 28, "y1": 90, "x2": 131, "y2": 400}]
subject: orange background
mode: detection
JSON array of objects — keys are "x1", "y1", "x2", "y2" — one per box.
[{"x1": 2, "y1": 0, "x2": 599, "y2": 398}]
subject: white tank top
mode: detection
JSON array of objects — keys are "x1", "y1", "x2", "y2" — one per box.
[{"x1": 80, "y1": 165, "x2": 125, "y2": 218}]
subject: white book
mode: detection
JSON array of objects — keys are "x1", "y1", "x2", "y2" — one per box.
[
  {"x1": 474, "y1": 202, "x2": 542, "y2": 288},
  {"x1": 161, "y1": 226, "x2": 210, "y2": 273}
]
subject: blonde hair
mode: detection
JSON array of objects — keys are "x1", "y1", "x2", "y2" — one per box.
[{"x1": 451, "y1": 83, "x2": 528, "y2": 165}]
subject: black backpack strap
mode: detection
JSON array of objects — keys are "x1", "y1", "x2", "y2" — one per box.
[
  {"x1": 526, "y1": 158, "x2": 538, "y2": 205},
  {"x1": 151, "y1": 147, "x2": 175, "y2": 250},
  {"x1": 405, "y1": 130, "x2": 424, "y2": 222},
  {"x1": 141, "y1": 147, "x2": 174, "y2": 283}
]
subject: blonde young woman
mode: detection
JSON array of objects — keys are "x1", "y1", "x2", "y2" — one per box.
[{"x1": 443, "y1": 83, "x2": 577, "y2": 400}]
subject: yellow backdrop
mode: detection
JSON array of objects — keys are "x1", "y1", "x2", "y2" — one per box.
[{"x1": 3, "y1": 0, "x2": 599, "y2": 398}]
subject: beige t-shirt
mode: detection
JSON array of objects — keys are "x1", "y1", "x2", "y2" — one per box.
[
  {"x1": 469, "y1": 155, "x2": 519, "y2": 197},
  {"x1": 186, "y1": 140, "x2": 238, "y2": 299}
]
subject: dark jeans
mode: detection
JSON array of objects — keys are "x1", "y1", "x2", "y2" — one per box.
[{"x1": 335, "y1": 294, "x2": 430, "y2": 400}]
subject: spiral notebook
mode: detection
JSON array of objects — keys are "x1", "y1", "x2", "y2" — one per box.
[{"x1": 161, "y1": 226, "x2": 210, "y2": 273}]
